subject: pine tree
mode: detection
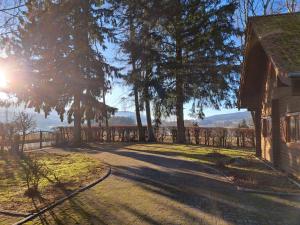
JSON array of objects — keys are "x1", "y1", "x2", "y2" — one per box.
[
  {"x1": 109, "y1": 0, "x2": 164, "y2": 142},
  {"x1": 7, "y1": 0, "x2": 116, "y2": 145},
  {"x1": 109, "y1": 0, "x2": 147, "y2": 141},
  {"x1": 156, "y1": 0, "x2": 240, "y2": 143}
]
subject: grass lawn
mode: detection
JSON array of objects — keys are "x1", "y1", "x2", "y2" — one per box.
[
  {"x1": 23, "y1": 143, "x2": 300, "y2": 225},
  {"x1": 0, "y1": 150, "x2": 107, "y2": 214},
  {"x1": 124, "y1": 144, "x2": 300, "y2": 193}
]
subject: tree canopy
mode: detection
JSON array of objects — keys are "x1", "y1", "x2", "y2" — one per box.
[
  {"x1": 0, "y1": 0, "x2": 298, "y2": 144},
  {"x1": 3, "y1": 0, "x2": 117, "y2": 144}
]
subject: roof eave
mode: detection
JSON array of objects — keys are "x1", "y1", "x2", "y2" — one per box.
[{"x1": 288, "y1": 72, "x2": 300, "y2": 78}]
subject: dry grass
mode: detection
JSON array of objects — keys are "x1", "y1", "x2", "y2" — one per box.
[{"x1": 0, "y1": 151, "x2": 107, "y2": 214}]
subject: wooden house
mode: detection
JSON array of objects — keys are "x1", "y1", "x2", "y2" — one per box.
[{"x1": 239, "y1": 13, "x2": 300, "y2": 179}]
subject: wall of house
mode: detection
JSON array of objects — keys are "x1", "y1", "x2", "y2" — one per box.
[
  {"x1": 259, "y1": 59, "x2": 300, "y2": 178},
  {"x1": 260, "y1": 61, "x2": 300, "y2": 178},
  {"x1": 278, "y1": 93, "x2": 300, "y2": 178},
  {"x1": 260, "y1": 61, "x2": 276, "y2": 163}
]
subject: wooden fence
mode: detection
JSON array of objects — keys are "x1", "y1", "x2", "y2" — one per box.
[
  {"x1": 0, "y1": 131, "x2": 56, "y2": 152},
  {"x1": 0, "y1": 126, "x2": 255, "y2": 152},
  {"x1": 56, "y1": 126, "x2": 255, "y2": 148}
]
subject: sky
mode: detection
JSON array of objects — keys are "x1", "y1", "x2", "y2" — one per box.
[{"x1": 105, "y1": 83, "x2": 244, "y2": 119}]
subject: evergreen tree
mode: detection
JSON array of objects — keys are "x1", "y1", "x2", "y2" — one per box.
[
  {"x1": 109, "y1": 0, "x2": 164, "y2": 142},
  {"x1": 156, "y1": 0, "x2": 240, "y2": 143},
  {"x1": 109, "y1": 0, "x2": 147, "y2": 141},
  {"x1": 6, "y1": 0, "x2": 116, "y2": 145},
  {"x1": 135, "y1": 2, "x2": 162, "y2": 142}
]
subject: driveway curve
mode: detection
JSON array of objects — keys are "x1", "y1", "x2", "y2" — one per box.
[{"x1": 27, "y1": 143, "x2": 300, "y2": 225}]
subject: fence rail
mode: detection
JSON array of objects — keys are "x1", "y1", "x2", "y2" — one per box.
[
  {"x1": 0, "y1": 126, "x2": 255, "y2": 152},
  {"x1": 56, "y1": 126, "x2": 255, "y2": 149},
  {"x1": 0, "y1": 131, "x2": 56, "y2": 152}
]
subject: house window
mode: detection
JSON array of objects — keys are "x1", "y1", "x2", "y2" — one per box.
[
  {"x1": 286, "y1": 114, "x2": 300, "y2": 142},
  {"x1": 262, "y1": 117, "x2": 271, "y2": 137}
]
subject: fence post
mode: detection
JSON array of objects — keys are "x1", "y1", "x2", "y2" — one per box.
[
  {"x1": 1, "y1": 135, "x2": 4, "y2": 152},
  {"x1": 11, "y1": 134, "x2": 20, "y2": 153},
  {"x1": 195, "y1": 128, "x2": 199, "y2": 145},
  {"x1": 40, "y1": 131, "x2": 43, "y2": 149}
]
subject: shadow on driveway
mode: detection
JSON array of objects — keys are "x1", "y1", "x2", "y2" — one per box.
[{"x1": 32, "y1": 143, "x2": 300, "y2": 225}]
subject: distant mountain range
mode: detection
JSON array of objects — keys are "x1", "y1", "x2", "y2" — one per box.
[
  {"x1": 0, "y1": 107, "x2": 252, "y2": 130},
  {"x1": 113, "y1": 111, "x2": 147, "y2": 124},
  {"x1": 0, "y1": 106, "x2": 68, "y2": 130},
  {"x1": 198, "y1": 111, "x2": 252, "y2": 127},
  {"x1": 163, "y1": 111, "x2": 252, "y2": 128},
  {"x1": 111, "y1": 111, "x2": 253, "y2": 128}
]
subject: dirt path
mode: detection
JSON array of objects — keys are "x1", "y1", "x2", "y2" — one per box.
[{"x1": 25, "y1": 143, "x2": 300, "y2": 225}]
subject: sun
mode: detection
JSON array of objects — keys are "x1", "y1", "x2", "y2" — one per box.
[{"x1": 0, "y1": 69, "x2": 8, "y2": 88}]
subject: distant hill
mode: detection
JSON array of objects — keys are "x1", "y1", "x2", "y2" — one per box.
[
  {"x1": 108, "y1": 116, "x2": 136, "y2": 126},
  {"x1": 0, "y1": 108, "x2": 147, "y2": 130},
  {"x1": 198, "y1": 111, "x2": 252, "y2": 127},
  {"x1": 113, "y1": 111, "x2": 147, "y2": 125},
  {"x1": 0, "y1": 107, "x2": 252, "y2": 130},
  {"x1": 162, "y1": 111, "x2": 252, "y2": 128},
  {"x1": 0, "y1": 106, "x2": 68, "y2": 130}
]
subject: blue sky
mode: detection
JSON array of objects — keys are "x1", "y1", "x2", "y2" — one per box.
[{"x1": 105, "y1": 83, "x2": 244, "y2": 119}]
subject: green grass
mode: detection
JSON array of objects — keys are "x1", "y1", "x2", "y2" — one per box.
[
  {"x1": 125, "y1": 144, "x2": 300, "y2": 193},
  {"x1": 0, "y1": 151, "x2": 106, "y2": 213},
  {"x1": 124, "y1": 143, "x2": 252, "y2": 164}
]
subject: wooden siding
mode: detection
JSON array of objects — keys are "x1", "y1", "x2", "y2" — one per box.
[
  {"x1": 278, "y1": 94, "x2": 300, "y2": 178},
  {"x1": 261, "y1": 60, "x2": 276, "y2": 163},
  {"x1": 259, "y1": 59, "x2": 300, "y2": 178}
]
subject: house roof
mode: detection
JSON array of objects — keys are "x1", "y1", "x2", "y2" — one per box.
[
  {"x1": 239, "y1": 12, "x2": 300, "y2": 109},
  {"x1": 248, "y1": 12, "x2": 300, "y2": 74}
]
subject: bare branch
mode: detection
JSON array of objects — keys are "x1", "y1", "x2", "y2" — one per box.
[{"x1": 0, "y1": 3, "x2": 25, "y2": 13}]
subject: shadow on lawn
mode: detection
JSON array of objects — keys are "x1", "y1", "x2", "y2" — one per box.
[
  {"x1": 112, "y1": 153, "x2": 300, "y2": 224},
  {"x1": 34, "y1": 143, "x2": 300, "y2": 225},
  {"x1": 2, "y1": 152, "x2": 75, "y2": 213}
]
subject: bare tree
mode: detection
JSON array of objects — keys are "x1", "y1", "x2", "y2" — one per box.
[
  {"x1": 0, "y1": 0, "x2": 25, "y2": 35},
  {"x1": 285, "y1": 0, "x2": 299, "y2": 12},
  {"x1": 14, "y1": 111, "x2": 36, "y2": 152},
  {"x1": 237, "y1": 0, "x2": 299, "y2": 30}
]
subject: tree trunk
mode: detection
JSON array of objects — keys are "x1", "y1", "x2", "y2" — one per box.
[
  {"x1": 134, "y1": 87, "x2": 145, "y2": 142},
  {"x1": 144, "y1": 66, "x2": 155, "y2": 142},
  {"x1": 87, "y1": 118, "x2": 92, "y2": 142},
  {"x1": 21, "y1": 131, "x2": 25, "y2": 152},
  {"x1": 175, "y1": 21, "x2": 185, "y2": 143},
  {"x1": 145, "y1": 95, "x2": 155, "y2": 142},
  {"x1": 103, "y1": 90, "x2": 109, "y2": 128},
  {"x1": 72, "y1": 2, "x2": 84, "y2": 146},
  {"x1": 176, "y1": 78, "x2": 185, "y2": 143},
  {"x1": 73, "y1": 93, "x2": 82, "y2": 146},
  {"x1": 129, "y1": 15, "x2": 145, "y2": 142}
]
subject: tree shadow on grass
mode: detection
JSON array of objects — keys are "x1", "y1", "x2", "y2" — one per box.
[
  {"x1": 60, "y1": 142, "x2": 134, "y2": 155},
  {"x1": 32, "y1": 143, "x2": 300, "y2": 225},
  {"x1": 111, "y1": 163, "x2": 300, "y2": 224},
  {"x1": 98, "y1": 145, "x2": 300, "y2": 224},
  {"x1": 34, "y1": 160, "x2": 300, "y2": 225}
]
